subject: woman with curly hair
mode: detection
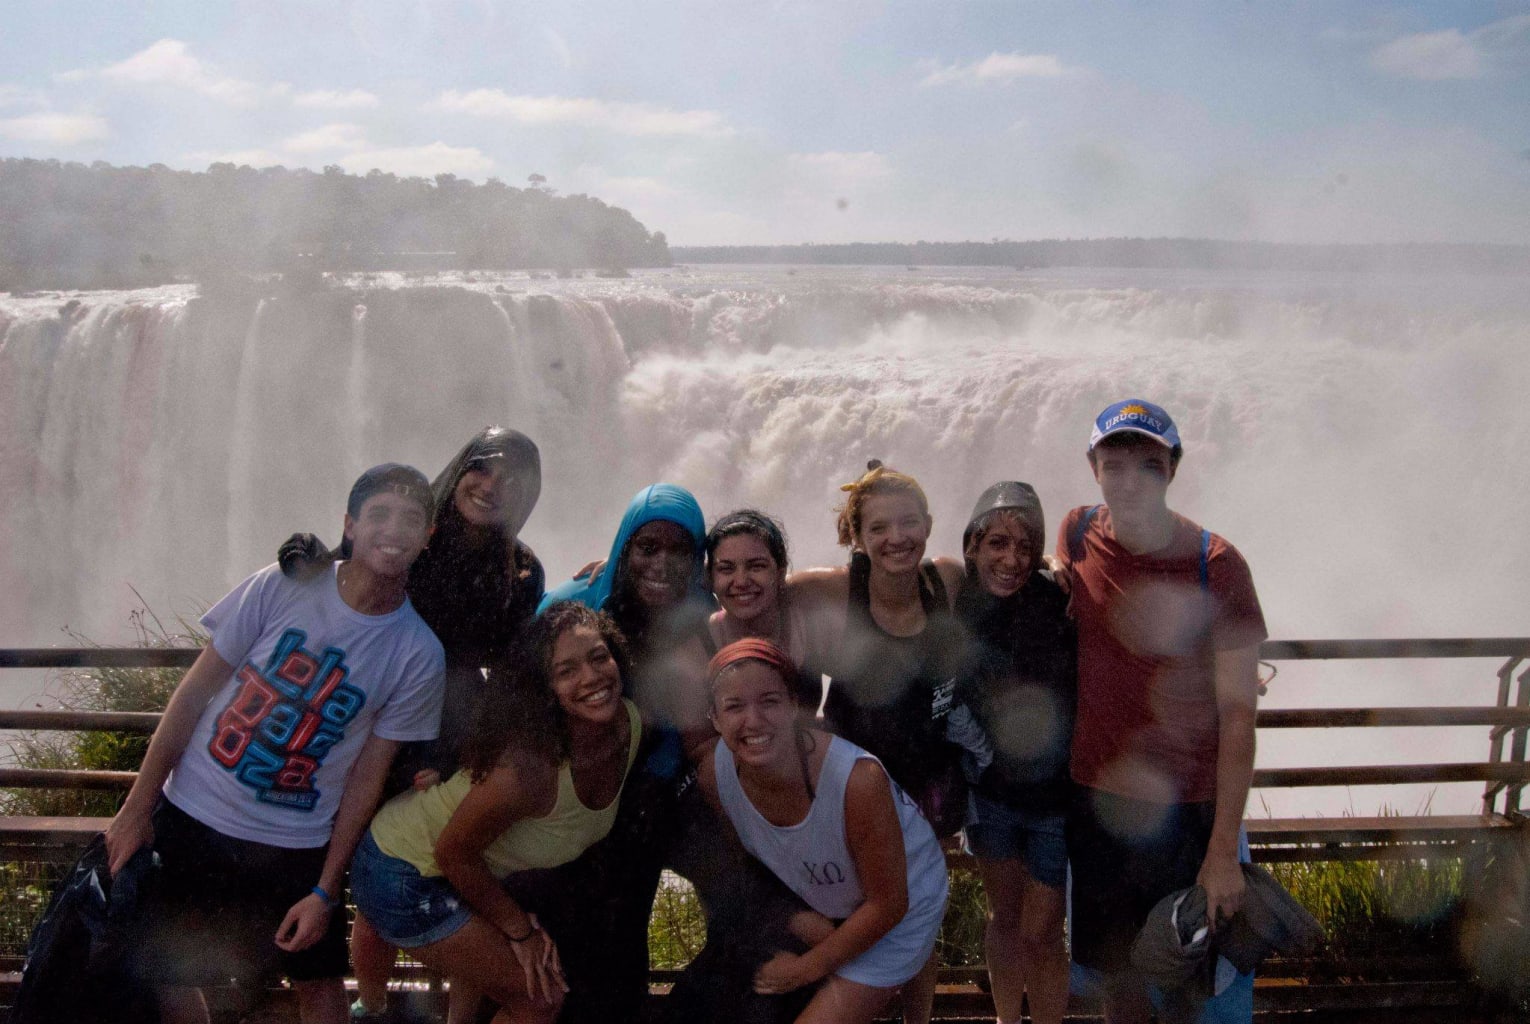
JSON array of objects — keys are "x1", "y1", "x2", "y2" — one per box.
[{"x1": 348, "y1": 602, "x2": 641, "y2": 1024}]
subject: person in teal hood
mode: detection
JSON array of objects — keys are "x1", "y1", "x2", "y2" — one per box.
[
  {"x1": 541, "y1": 482, "x2": 714, "y2": 749},
  {"x1": 528, "y1": 483, "x2": 714, "y2": 1024}
]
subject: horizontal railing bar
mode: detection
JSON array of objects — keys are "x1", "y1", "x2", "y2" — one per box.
[
  {"x1": 8, "y1": 707, "x2": 1530, "y2": 734},
  {"x1": 1254, "y1": 762, "x2": 1530, "y2": 787},
  {"x1": 0, "y1": 767, "x2": 136, "y2": 790},
  {"x1": 1257, "y1": 707, "x2": 1530, "y2": 728},
  {"x1": 0, "y1": 710, "x2": 162, "y2": 732},
  {"x1": 3, "y1": 638, "x2": 1529, "y2": 671},
  {"x1": 0, "y1": 648, "x2": 200, "y2": 669},
  {"x1": 9, "y1": 761, "x2": 1527, "y2": 793},
  {"x1": 1259, "y1": 638, "x2": 1530, "y2": 660}
]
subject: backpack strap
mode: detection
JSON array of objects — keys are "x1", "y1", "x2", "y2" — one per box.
[
  {"x1": 1199, "y1": 528, "x2": 1211, "y2": 592},
  {"x1": 1069, "y1": 504, "x2": 1103, "y2": 564}
]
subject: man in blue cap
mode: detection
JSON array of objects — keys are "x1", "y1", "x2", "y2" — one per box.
[
  {"x1": 1056, "y1": 401, "x2": 1267, "y2": 1024},
  {"x1": 105, "y1": 463, "x2": 446, "y2": 1024}
]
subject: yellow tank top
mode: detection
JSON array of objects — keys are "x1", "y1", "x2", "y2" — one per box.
[{"x1": 370, "y1": 699, "x2": 641, "y2": 878}]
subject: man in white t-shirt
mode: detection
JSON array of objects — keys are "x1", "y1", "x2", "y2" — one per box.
[{"x1": 105, "y1": 463, "x2": 447, "y2": 1024}]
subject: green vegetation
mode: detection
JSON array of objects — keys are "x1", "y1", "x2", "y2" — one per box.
[
  {"x1": 0, "y1": 604, "x2": 203, "y2": 818},
  {"x1": 0, "y1": 157, "x2": 671, "y2": 291},
  {"x1": 1267, "y1": 857, "x2": 1463, "y2": 959},
  {"x1": 673, "y1": 238, "x2": 1530, "y2": 272}
]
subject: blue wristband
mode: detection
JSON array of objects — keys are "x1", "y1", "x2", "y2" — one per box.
[{"x1": 310, "y1": 885, "x2": 335, "y2": 907}]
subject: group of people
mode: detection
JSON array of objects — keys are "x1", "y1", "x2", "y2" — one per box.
[{"x1": 96, "y1": 397, "x2": 1267, "y2": 1024}]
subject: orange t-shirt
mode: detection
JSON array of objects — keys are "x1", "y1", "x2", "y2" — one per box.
[{"x1": 1056, "y1": 506, "x2": 1266, "y2": 804}]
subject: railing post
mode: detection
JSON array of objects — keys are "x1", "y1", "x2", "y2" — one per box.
[
  {"x1": 1505, "y1": 664, "x2": 1530, "y2": 817},
  {"x1": 1483, "y1": 656, "x2": 1523, "y2": 816}
]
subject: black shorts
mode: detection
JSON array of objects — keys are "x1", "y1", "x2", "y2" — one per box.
[
  {"x1": 1066, "y1": 786, "x2": 1215, "y2": 975},
  {"x1": 139, "y1": 798, "x2": 349, "y2": 987}
]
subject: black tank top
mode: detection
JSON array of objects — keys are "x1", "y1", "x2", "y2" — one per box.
[{"x1": 822, "y1": 553, "x2": 964, "y2": 800}]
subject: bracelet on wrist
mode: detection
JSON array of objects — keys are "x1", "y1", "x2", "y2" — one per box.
[
  {"x1": 505, "y1": 918, "x2": 539, "y2": 943},
  {"x1": 310, "y1": 885, "x2": 336, "y2": 907}
]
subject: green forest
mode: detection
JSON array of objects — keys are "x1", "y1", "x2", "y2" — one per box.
[
  {"x1": 0, "y1": 158, "x2": 671, "y2": 290},
  {"x1": 674, "y1": 238, "x2": 1530, "y2": 272}
]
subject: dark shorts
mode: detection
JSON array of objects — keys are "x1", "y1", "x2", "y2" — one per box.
[
  {"x1": 140, "y1": 798, "x2": 349, "y2": 986},
  {"x1": 349, "y1": 831, "x2": 473, "y2": 948},
  {"x1": 1066, "y1": 786, "x2": 1215, "y2": 975},
  {"x1": 964, "y1": 792, "x2": 1068, "y2": 888}
]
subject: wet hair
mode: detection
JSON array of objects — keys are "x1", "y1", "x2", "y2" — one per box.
[
  {"x1": 964, "y1": 507, "x2": 1039, "y2": 564},
  {"x1": 834, "y1": 459, "x2": 930, "y2": 548},
  {"x1": 705, "y1": 509, "x2": 789, "y2": 573},
  {"x1": 1088, "y1": 430, "x2": 1183, "y2": 469},
  {"x1": 456, "y1": 601, "x2": 631, "y2": 782}
]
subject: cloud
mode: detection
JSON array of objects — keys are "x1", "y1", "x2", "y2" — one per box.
[
  {"x1": 787, "y1": 151, "x2": 893, "y2": 183},
  {"x1": 71, "y1": 40, "x2": 379, "y2": 110},
  {"x1": 542, "y1": 27, "x2": 575, "y2": 70},
  {"x1": 184, "y1": 148, "x2": 287, "y2": 168},
  {"x1": 293, "y1": 89, "x2": 380, "y2": 110},
  {"x1": 575, "y1": 170, "x2": 681, "y2": 202},
  {"x1": 919, "y1": 52, "x2": 1077, "y2": 87},
  {"x1": 0, "y1": 85, "x2": 45, "y2": 108},
  {"x1": 338, "y1": 141, "x2": 494, "y2": 178},
  {"x1": 283, "y1": 123, "x2": 369, "y2": 153},
  {"x1": 1370, "y1": 14, "x2": 1530, "y2": 80},
  {"x1": 94, "y1": 39, "x2": 274, "y2": 106},
  {"x1": 1370, "y1": 28, "x2": 1482, "y2": 80},
  {"x1": 0, "y1": 112, "x2": 109, "y2": 144},
  {"x1": 433, "y1": 88, "x2": 733, "y2": 137}
]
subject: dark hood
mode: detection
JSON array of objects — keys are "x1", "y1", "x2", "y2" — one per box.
[
  {"x1": 431, "y1": 426, "x2": 542, "y2": 540},
  {"x1": 962, "y1": 480, "x2": 1045, "y2": 561}
]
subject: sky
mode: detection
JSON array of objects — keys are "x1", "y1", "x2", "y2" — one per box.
[{"x1": 1, "y1": 1, "x2": 1528, "y2": 246}]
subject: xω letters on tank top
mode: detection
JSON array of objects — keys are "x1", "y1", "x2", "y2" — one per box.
[{"x1": 207, "y1": 629, "x2": 366, "y2": 810}]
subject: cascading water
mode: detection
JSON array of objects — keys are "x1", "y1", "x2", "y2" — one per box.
[{"x1": 2, "y1": 265, "x2": 1528, "y2": 813}]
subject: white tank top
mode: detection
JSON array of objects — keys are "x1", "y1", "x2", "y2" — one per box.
[{"x1": 713, "y1": 733, "x2": 945, "y2": 922}]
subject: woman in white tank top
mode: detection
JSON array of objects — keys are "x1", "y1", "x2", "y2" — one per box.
[{"x1": 698, "y1": 638, "x2": 949, "y2": 1024}]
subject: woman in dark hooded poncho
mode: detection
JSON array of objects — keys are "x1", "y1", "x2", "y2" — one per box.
[
  {"x1": 278, "y1": 426, "x2": 545, "y2": 1023},
  {"x1": 949, "y1": 481, "x2": 1074, "y2": 1024},
  {"x1": 405, "y1": 427, "x2": 546, "y2": 775}
]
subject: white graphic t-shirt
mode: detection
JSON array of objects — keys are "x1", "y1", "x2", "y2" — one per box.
[{"x1": 163, "y1": 562, "x2": 445, "y2": 848}]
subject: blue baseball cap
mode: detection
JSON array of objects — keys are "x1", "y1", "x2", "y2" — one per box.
[{"x1": 1089, "y1": 399, "x2": 1181, "y2": 451}]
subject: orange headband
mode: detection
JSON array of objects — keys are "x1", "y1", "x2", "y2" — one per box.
[{"x1": 706, "y1": 638, "x2": 794, "y2": 687}]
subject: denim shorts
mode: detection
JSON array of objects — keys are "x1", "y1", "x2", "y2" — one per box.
[
  {"x1": 350, "y1": 831, "x2": 473, "y2": 949},
  {"x1": 963, "y1": 791, "x2": 1068, "y2": 888}
]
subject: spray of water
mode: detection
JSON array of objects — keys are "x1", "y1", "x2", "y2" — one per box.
[{"x1": 2, "y1": 266, "x2": 1526, "y2": 812}]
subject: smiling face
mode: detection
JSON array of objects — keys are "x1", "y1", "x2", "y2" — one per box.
[
  {"x1": 343, "y1": 491, "x2": 431, "y2": 581},
  {"x1": 549, "y1": 623, "x2": 623, "y2": 726},
  {"x1": 710, "y1": 659, "x2": 798, "y2": 771},
  {"x1": 856, "y1": 492, "x2": 931, "y2": 575},
  {"x1": 452, "y1": 459, "x2": 517, "y2": 530},
  {"x1": 709, "y1": 533, "x2": 785, "y2": 626},
  {"x1": 623, "y1": 519, "x2": 696, "y2": 610},
  {"x1": 966, "y1": 511, "x2": 1035, "y2": 598}
]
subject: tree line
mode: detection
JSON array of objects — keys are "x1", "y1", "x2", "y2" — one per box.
[
  {"x1": 673, "y1": 238, "x2": 1530, "y2": 272},
  {"x1": 0, "y1": 158, "x2": 672, "y2": 291}
]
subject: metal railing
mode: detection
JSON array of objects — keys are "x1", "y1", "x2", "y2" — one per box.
[{"x1": 3, "y1": 638, "x2": 1529, "y2": 815}]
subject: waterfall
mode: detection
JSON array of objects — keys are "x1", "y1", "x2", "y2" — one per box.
[{"x1": 2, "y1": 267, "x2": 1527, "y2": 813}]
